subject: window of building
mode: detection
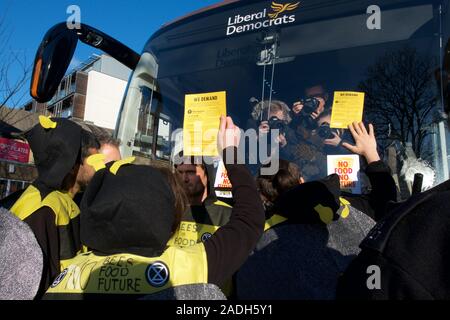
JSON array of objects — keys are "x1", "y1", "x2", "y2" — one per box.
[{"x1": 0, "y1": 179, "x2": 28, "y2": 199}]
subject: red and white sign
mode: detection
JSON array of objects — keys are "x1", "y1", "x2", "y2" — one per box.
[
  {"x1": 214, "y1": 160, "x2": 233, "y2": 198},
  {"x1": 0, "y1": 138, "x2": 30, "y2": 163},
  {"x1": 327, "y1": 155, "x2": 361, "y2": 194}
]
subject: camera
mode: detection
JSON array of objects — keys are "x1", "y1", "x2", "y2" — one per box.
[
  {"x1": 317, "y1": 123, "x2": 337, "y2": 140},
  {"x1": 292, "y1": 97, "x2": 320, "y2": 130},
  {"x1": 299, "y1": 97, "x2": 320, "y2": 115},
  {"x1": 267, "y1": 116, "x2": 288, "y2": 134}
]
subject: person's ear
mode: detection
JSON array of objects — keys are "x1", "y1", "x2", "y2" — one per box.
[{"x1": 299, "y1": 177, "x2": 305, "y2": 184}]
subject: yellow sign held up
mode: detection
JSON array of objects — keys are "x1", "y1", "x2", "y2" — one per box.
[
  {"x1": 183, "y1": 91, "x2": 227, "y2": 156},
  {"x1": 330, "y1": 91, "x2": 365, "y2": 129}
]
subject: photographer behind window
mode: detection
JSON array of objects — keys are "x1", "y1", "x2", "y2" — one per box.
[
  {"x1": 314, "y1": 110, "x2": 347, "y2": 155},
  {"x1": 256, "y1": 100, "x2": 297, "y2": 160},
  {"x1": 258, "y1": 100, "x2": 291, "y2": 140},
  {"x1": 291, "y1": 84, "x2": 329, "y2": 139}
]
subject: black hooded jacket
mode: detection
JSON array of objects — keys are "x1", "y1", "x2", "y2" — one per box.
[
  {"x1": 273, "y1": 160, "x2": 397, "y2": 224},
  {"x1": 337, "y1": 179, "x2": 450, "y2": 299},
  {"x1": 10, "y1": 117, "x2": 83, "y2": 296}
]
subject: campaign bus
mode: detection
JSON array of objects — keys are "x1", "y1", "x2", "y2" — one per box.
[{"x1": 30, "y1": 0, "x2": 450, "y2": 199}]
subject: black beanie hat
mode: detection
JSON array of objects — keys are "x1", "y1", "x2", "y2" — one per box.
[
  {"x1": 274, "y1": 174, "x2": 342, "y2": 224},
  {"x1": 25, "y1": 116, "x2": 82, "y2": 192},
  {"x1": 81, "y1": 161, "x2": 176, "y2": 257}
]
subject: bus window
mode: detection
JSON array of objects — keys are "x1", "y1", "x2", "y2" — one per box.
[
  {"x1": 155, "y1": 116, "x2": 172, "y2": 160},
  {"x1": 133, "y1": 86, "x2": 155, "y2": 159},
  {"x1": 131, "y1": 86, "x2": 174, "y2": 161}
]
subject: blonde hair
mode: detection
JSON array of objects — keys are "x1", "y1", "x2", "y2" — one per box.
[{"x1": 252, "y1": 100, "x2": 292, "y2": 123}]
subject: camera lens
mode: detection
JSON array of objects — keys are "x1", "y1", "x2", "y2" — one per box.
[
  {"x1": 302, "y1": 98, "x2": 319, "y2": 114},
  {"x1": 318, "y1": 124, "x2": 334, "y2": 139},
  {"x1": 268, "y1": 117, "x2": 287, "y2": 133}
]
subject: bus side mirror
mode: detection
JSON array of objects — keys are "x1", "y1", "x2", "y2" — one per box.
[{"x1": 30, "y1": 23, "x2": 77, "y2": 103}]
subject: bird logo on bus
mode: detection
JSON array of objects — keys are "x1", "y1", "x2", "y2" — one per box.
[{"x1": 268, "y1": 1, "x2": 300, "y2": 19}]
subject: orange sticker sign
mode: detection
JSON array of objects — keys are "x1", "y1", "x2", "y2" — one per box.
[
  {"x1": 327, "y1": 155, "x2": 361, "y2": 194},
  {"x1": 214, "y1": 160, "x2": 233, "y2": 198}
]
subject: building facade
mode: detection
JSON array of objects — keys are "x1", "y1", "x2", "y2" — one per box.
[
  {"x1": 24, "y1": 54, "x2": 131, "y2": 130},
  {"x1": 0, "y1": 55, "x2": 130, "y2": 199}
]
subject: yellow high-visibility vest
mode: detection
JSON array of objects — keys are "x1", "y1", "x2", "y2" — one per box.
[
  {"x1": 11, "y1": 185, "x2": 81, "y2": 269},
  {"x1": 167, "y1": 200, "x2": 232, "y2": 247},
  {"x1": 45, "y1": 244, "x2": 208, "y2": 297}
]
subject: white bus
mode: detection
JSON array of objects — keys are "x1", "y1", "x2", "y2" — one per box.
[{"x1": 30, "y1": 0, "x2": 450, "y2": 199}]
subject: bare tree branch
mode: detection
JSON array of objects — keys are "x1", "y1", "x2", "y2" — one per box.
[
  {"x1": 0, "y1": 10, "x2": 32, "y2": 126},
  {"x1": 359, "y1": 47, "x2": 439, "y2": 161}
]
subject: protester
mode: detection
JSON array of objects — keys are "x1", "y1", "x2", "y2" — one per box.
[
  {"x1": 237, "y1": 170, "x2": 376, "y2": 299},
  {"x1": 171, "y1": 158, "x2": 232, "y2": 247},
  {"x1": 256, "y1": 159, "x2": 303, "y2": 218},
  {"x1": 44, "y1": 116, "x2": 265, "y2": 299},
  {"x1": 172, "y1": 156, "x2": 237, "y2": 296},
  {"x1": 10, "y1": 116, "x2": 98, "y2": 296},
  {"x1": 259, "y1": 122, "x2": 397, "y2": 222},
  {"x1": 337, "y1": 178, "x2": 450, "y2": 299},
  {"x1": 340, "y1": 122, "x2": 397, "y2": 221},
  {"x1": 98, "y1": 135, "x2": 122, "y2": 163},
  {"x1": 236, "y1": 122, "x2": 396, "y2": 299}
]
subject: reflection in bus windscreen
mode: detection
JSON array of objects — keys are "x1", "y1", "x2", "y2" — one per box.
[{"x1": 138, "y1": 0, "x2": 450, "y2": 199}]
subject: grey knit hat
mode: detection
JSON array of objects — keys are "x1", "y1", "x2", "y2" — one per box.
[{"x1": 0, "y1": 208, "x2": 43, "y2": 300}]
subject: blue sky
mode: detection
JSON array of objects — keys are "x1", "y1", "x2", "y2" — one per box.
[{"x1": 0, "y1": 0, "x2": 218, "y2": 107}]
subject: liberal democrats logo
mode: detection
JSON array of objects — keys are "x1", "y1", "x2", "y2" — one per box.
[
  {"x1": 268, "y1": 2, "x2": 300, "y2": 19},
  {"x1": 226, "y1": 1, "x2": 301, "y2": 36}
]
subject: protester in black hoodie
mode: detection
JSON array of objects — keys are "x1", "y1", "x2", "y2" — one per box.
[
  {"x1": 236, "y1": 122, "x2": 395, "y2": 299},
  {"x1": 336, "y1": 178, "x2": 450, "y2": 300},
  {"x1": 10, "y1": 117, "x2": 99, "y2": 296}
]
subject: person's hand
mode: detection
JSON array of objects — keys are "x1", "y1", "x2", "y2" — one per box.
[
  {"x1": 311, "y1": 111, "x2": 320, "y2": 119},
  {"x1": 323, "y1": 132, "x2": 342, "y2": 147},
  {"x1": 218, "y1": 115, "x2": 241, "y2": 153},
  {"x1": 276, "y1": 133, "x2": 287, "y2": 148},
  {"x1": 259, "y1": 121, "x2": 270, "y2": 134},
  {"x1": 292, "y1": 102, "x2": 304, "y2": 114},
  {"x1": 342, "y1": 122, "x2": 380, "y2": 164}
]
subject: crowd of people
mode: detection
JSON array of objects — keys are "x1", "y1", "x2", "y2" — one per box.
[
  {"x1": 0, "y1": 89, "x2": 449, "y2": 299},
  {"x1": 249, "y1": 84, "x2": 357, "y2": 180}
]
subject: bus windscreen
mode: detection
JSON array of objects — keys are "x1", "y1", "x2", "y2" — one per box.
[{"x1": 122, "y1": 0, "x2": 450, "y2": 200}]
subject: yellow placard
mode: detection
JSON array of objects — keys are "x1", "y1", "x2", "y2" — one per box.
[
  {"x1": 183, "y1": 91, "x2": 227, "y2": 156},
  {"x1": 330, "y1": 91, "x2": 365, "y2": 129}
]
